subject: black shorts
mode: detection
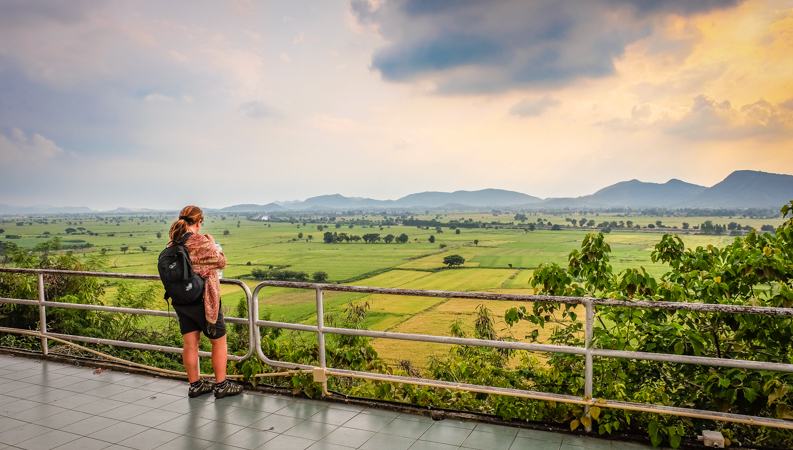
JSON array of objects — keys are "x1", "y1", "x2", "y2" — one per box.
[{"x1": 173, "y1": 301, "x2": 226, "y2": 340}]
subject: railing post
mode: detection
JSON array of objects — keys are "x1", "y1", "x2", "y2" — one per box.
[
  {"x1": 37, "y1": 273, "x2": 48, "y2": 355},
  {"x1": 584, "y1": 300, "x2": 593, "y2": 431},
  {"x1": 315, "y1": 287, "x2": 328, "y2": 394}
]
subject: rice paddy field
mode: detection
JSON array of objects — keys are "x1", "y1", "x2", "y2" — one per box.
[{"x1": 0, "y1": 211, "x2": 784, "y2": 368}]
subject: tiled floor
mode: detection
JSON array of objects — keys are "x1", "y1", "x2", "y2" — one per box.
[{"x1": 0, "y1": 354, "x2": 651, "y2": 450}]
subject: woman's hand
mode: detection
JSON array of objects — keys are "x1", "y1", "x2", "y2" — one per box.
[{"x1": 204, "y1": 233, "x2": 214, "y2": 242}]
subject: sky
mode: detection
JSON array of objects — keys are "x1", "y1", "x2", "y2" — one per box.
[{"x1": 0, "y1": 0, "x2": 791, "y2": 210}]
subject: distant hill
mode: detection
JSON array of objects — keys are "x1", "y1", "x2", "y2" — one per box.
[
  {"x1": 540, "y1": 179, "x2": 706, "y2": 208},
  {"x1": 392, "y1": 189, "x2": 541, "y2": 208},
  {"x1": 219, "y1": 203, "x2": 284, "y2": 212},
  {"x1": 682, "y1": 170, "x2": 793, "y2": 208},
  {"x1": 0, "y1": 204, "x2": 95, "y2": 214}
]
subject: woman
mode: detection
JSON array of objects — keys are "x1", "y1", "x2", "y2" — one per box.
[{"x1": 168, "y1": 205, "x2": 242, "y2": 399}]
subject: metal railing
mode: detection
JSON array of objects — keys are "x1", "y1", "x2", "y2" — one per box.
[{"x1": 1, "y1": 267, "x2": 792, "y2": 431}]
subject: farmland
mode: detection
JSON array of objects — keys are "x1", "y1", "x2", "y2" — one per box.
[{"x1": 0, "y1": 211, "x2": 783, "y2": 367}]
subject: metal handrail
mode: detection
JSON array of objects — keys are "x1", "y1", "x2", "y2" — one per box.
[
  {"x1": 1, "y1": 267, "x2": 792, "y2": 431},
  {"x1": 250, "y1": 280, "x2": 793, "y2": 431},
  {"x1": 0, "y1": 268, "x2": 253, "y2": 361}
]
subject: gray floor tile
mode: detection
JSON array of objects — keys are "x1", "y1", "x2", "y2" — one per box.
[
  {"x1": 462, "y1": 430, "x2": 516, "y2": 450},
  {"x1": 152, "y1": 435, "x2": 214, "y2": 450},
  {"x1": 90, "y1": 384, "x2": 137, "y2": 398},
  {"x1": 283, "y1": 420, "x2": 339, "y2": 441},
  {"x1": 434, "y1": 419, "x2": 476, "y2": 430},
  {"x1": 33, "y1": 410, "x2": 92, "y2": 429},
  {"x1": 259, "y1": 434, "x2": 316, "y2": 450},
  {"x1": 28, "y1": 388, "x2": 79, "y2": 403},
  {"x1": 72, "y1": 398, "x2": 128, "y2": 415},
  {"x1": 420, "y1": 423, "x2": 472, "y2": 446},
  {"x1": 473, "y1": 423, "x2": 518, "y2": 436},
  {"x1": 306, "y1": 441, "x2": 355, "y2": 450},
  {"x1": 198, "y1": 403, "x2": 239, "y2": 421},
  {"x1": 321, "y1": 426, "x2": 376, "y2": 448},
  {"x1": 510, "y1": 437, "x2": 561, "y2": 450},
  {"x1": 306, "y1": 408, "x2": 358, "y2": 426},
  {"x1": 6, "y1": 383, "x2": 54, "y2": 398},
  {"x1": 0, "y1": 380, "x2": 33, "y2": 395},
  {"x1": 15, "y1": 429, "x2": 82, "y2": 450},
  {"x1": 410, "y1": 441, "x2": 459, "y2": 450},
  {"x1": 159, "y1": 397, "x2": 214, "y2": 414},
  {"x1": 132, "y1": 392, "x2": 183, "y2": 409},
  {"x1": 89, "y1": 421, "x2": 148, "y2": 443},
  {"x1": 222, "y1": 427, "x2": 278, "y2": 449},
  {"x1": 380, "y1": 418, "x2": 433, "y2": 439},
  {"x1": 186, "y1": 420, "x2": 245, "y2": 442},
  {"x1": 104, "y1": 404, "x2": 154, "y2": 421},
  {"x1": 216, "y1": 407, "x2": 270, "y2": 427},
  {"x1": 275, "y1": 401, "x2": 329, "y2": 419},
  {"x1": 0, "y1": 399, "x2": 41, "y2": 415},
  {"x1": 39, "y1": 375, "x2": 86, "y2": 389},
  {"x1": 0, "y1": 422, "x2": 54, "y2": 445},
  {"x1": 343, "y1": 413, "x2": 395, "y2": 432},
  {"x1": 361, "y1": 408, "x2": 401, "y2": 418},
  {"x1": 13, "y1": 404, "x2": 69, "y2": 423},
  {"x1": 50, "y1": 393, "x2": 103, "y2": 410},
  {"x1": 126, "y1": 408, "x2": 184, "y2": 428},
  {"x1": 237, "y1": 395, "x2": 294, "y2": 413},
  {"x1": 107, "y1": 388, "x2": 157, "y2": 404},
  {"x1": 62, "y1": 379, "x2": 110, "y2": 394},
  {"x1": 361, "y1": 432, "x2": 416, "y2": 450},
  {"x1": 325, "y1": 403, "x2": 365, "y2": 413},
  {"x1": 396, "y1": 414, "x2": 435, "y2": 424},
  {"x1": 516, "y1": 429, "x2": 564, "y2": 444},
  {"x1": 154, "y1": 413, "x2": 212, "y2": 434},
  {"x1": 611, "y1": 441, "x2": 652, "y2": 449},
  {"x1": 0, "y1": 417, "x2": 27, "y2": 433},
  {"x1": 52, "y1": 436, "x2": 113, "y2": 450},
  {"x1": 251, "y1": 414, "x2": 304, "y2": 433},
  {"x1": 117, "y1": 428, "x2": 181, "y2": 450},
  {"x1": 560, "y1": 435, "x2": 611, "y2": 449},
  {"x1": 61, "y1": 416, "x2": 121, "y2": 435}
]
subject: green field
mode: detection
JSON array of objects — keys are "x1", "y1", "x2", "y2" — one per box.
[{"x1": 0, "y1": 211, "x2": 782, "y2": 367}]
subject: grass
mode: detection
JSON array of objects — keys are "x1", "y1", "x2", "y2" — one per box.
[{"x1": 1, "y1": 211, "x2": 776, "y2": 369}]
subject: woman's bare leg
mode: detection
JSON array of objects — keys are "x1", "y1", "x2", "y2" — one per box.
[
  {"x1": 182, "y1": 331, "x2": 201, "y2": 383},
  {"x1": 209, "y1": 335, "x2": 228, "y2": 383}
]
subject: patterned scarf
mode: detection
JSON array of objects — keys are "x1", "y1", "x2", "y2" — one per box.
[{"x1": 184, "y1": 233, "x2": 226, "y2": 328}]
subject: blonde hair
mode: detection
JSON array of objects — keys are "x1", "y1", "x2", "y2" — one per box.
[{"x1": 169, "y1": 205, "x2": 204, "y2": 241}]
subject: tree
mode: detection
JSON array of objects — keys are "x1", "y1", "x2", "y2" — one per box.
[
  {"x1": 120, "y1": 246, "x2": 129, "y2": 254},
  {"x1": 307, "y1": 235, "x2": 313, "y2": 240},
  {"x1": 298, "y1": 232, "x2": 303, "y2": 239},
  {"x1": 551, "y1": 224, "x2": 562, "y2": 231},
  {"x1": 317, "y1": 225, "x2": 324, "y2": 231},
  {"x1": 323, "y1": 231, "x2": 335, "y2": 243},
  {"x1": 139, "y1": 246, "x2": 147, "y2": 252},
  {"x1": 396, "y1": 233, "x2": 409, "y2": 244},
  {"x1": 515, "y1": 213, "x2": 528, "y2": 222},
  {"x1": 442, "y1": 254, "x2": 465, "y2": 267},
  {"x1": 626, "y1": 220, "x2": 633, "y2": 228},
  {"x1": 384, "y1": 234, "x2": 395, "y2": 243},
  {"x1": 655, "y1": 220, "x2": 663, "y2": 228},
  {"x1": 428, "y1": 235, "x2": 435, "y2": 243},
  {"x1": 65, "y1": 228, "x2": 76, "y2": 234},
  {"x1": 527, "y1": 223, "x2": 536, "y2": 231},
  {"x1": 455, "y1": 229, "x2": 461, "y2": 234},
  {"x1": 682, "y1": 222, "x2": 689, "y2": 229},
  {"x1": 648, "y1": 224, "x2": 655, "y2": 229},
  {"x1": 579, "y1": 218, "x2": 587, "y2": 227},
  {"x1": 587, "y1": 220, "x2": 595, "y2": 227},
  {"x1": 474, "y1": 239, "x2": 479, "y2": 246},
  {"x1": 156, "y1": 231, "x2": 162, "y2": 239},
  {"x1": 312, "y1": 271, "x2": 329, "y2": 283}
]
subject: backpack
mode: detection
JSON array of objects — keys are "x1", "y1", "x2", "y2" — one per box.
[{"x1": 158, "y1": 232, "x2": 205, "y2": 306}]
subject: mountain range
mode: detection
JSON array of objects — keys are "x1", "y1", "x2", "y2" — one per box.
[{"x1": 1, "y1": 170, "x2": 791, "y2": 215}]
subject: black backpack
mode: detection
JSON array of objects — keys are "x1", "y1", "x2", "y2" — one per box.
[{"x1": 158, "y1": 232, "x2": 205, "y2": 306}]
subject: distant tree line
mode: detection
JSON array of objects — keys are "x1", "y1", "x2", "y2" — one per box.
[{"x1": 322, "y1": 231, "x2": 408, "y2": 244}]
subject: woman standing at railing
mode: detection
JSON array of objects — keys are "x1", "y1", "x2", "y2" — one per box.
[{"x1": 168, "y1": 205, "x2": 242, "y2": 399}]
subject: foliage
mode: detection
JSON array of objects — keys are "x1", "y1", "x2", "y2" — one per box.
[
  {"x1": 503, "y1": 201, "x2": 793, "y2": 448},
  {"x1": 251, "y1": 267, "x2": 309, "y2": 282},
  {"x1": 442, "y1": 254, "x2": 465, "y2": 268}
]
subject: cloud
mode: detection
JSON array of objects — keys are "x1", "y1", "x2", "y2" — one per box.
[
  {"x1": 239, "y1": 101, "x2": 274, "y2": 118},
  {"x1": 144, "y1": 93, "x2": 176, "y2": 102},
  {"x1": 510, "y1": 96, "x2": 561, "y2": 117},
  {"x1": 0, "y1": 127, "x2": 63, "y2": 164},
  {"x1": 599, "y1": 95, "x2": 793, "y2": 140},
  {"x1": 350, "y1": 0, "x2": 742, "y2": 94},
  {"x1": 227, "y1": 0, "x2": 256, "y2": 17}
]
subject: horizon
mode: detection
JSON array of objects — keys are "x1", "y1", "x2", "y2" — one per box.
[{"x1": 1, "y1": 1, "x2": 792, "y2": 210}]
